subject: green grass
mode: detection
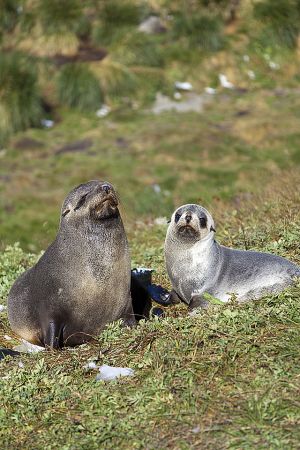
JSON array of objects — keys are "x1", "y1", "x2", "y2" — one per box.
[
  {"x1": 1, "y1": 2, "x2": 300, "y2": 447},
  {"x1": 56, "y1": 63, "x2": 104, "y2": 112},
  {"x1": 0, "y1": 192, "x2": 300, "y2": 449},
  {"x1": 0, "y1": 52, "x2": 43, "y2": 145},
  {"x1": 1, "y1": 88, "x2": 300, "y2": 252}
]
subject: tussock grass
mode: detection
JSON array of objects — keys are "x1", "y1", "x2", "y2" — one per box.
[
  {"x1": 56, "y1": 64, "x2": 104, "y2": 112},
  {"x1": 253, "y1": 0, "x2": 300, "y2": 49},
  {"x1": 0, "y1": 52, "x2": 43, "y2": 145},
  {"x1": 172, "y1": 12, "x2": 225, "y2": 52}
]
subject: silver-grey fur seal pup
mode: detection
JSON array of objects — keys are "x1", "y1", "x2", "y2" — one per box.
[
  {"x1": 8, "y1": 180, "x2": 135, "y2": 348},
  {"x1": 165, "y1": 204, "x2": 300, "y2": 309}
]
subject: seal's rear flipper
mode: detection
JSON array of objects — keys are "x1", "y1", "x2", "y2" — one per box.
[
  {"x1": 151, "y1": 307, "x2": 165, "y2": 318},
  {"x1": 0, "y1": 348, "x2": 20, "y2": 360},
  {"x1": 146, "y1": 284, "x2": 172, "y2": 306},
  {"x1": 44, "y1": 321, "x2": 64, "y2": 349},
  {"x1": 131, "y1": 268, "x2": 153, "y2": 321}
]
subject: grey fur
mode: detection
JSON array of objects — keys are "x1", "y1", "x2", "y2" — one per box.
[
  {"x1": 8, "y1": 181, "x2": 135, "y2": 348},
  {"x1": 165, "y1": 204, "x2": 300, "y2": 309}
]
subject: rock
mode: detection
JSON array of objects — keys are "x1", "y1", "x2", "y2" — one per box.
[
  {"x1": 174, "y1": 81, "x2": 193, "y2": 91},
  {"x1": 96, "y1": 364, "x2": 134, "y2": 381},
  {"x1": 41, "y1": 119, "x2": 54, "y2": 128},
  {"x1": 219, "y1": 74, "x2": 234, "y2": 89},
  {"x1": 205, "y1": 87, "x2": 216, "y2": 95},
  {"x1": 96, "y1": 105, "x2": 111, "y2": 118},
  {"x1": 138, "y1": 16, "x2": 166, "y2": 34},
  {"x1": 13, "y1": 339, "x2": 44, "y2": 353}
]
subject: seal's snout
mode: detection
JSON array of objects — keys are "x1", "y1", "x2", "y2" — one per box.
[
  {"x1": 101, "y1": 183, "x2": 111, "y2": 194},
  {"x1": 185, "y1": 214, "x2": 192, "y2": 224}
]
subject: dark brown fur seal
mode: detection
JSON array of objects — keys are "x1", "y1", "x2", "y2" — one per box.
[{"x1": 8, "y1": 180, "x2": 135, "y2": 348}]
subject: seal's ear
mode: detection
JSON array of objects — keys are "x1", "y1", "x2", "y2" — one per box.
[{"x1": 210, "y1": 225, "x2": 216, "y2": 232}]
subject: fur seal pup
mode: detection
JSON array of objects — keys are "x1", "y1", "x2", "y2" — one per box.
[
  {"x1": 164, "y1": 204, "x2": 300, "y2": 309},
  {"x1": 8, "y1": 180, "x2": 135, "y2": 348}
]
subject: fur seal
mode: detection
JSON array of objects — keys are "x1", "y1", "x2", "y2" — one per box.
[
  {"x1": 8, "y1": 180, "x2": 135, "y2": 348},
  {"x1": 164, "y1": 204, "x2": 300, "y2": 309}
]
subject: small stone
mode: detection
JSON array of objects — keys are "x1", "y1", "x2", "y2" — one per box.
[
  {"x1": 219, "y1": 74, "x2": 234, "y2": 89},
  {"x1": 174, "y1": 92, "x2": 182, "y2": 100},
  {"x1": 152, "y1": 184, "x2": 161, "y2": 194},
  {"x1": 138, "y1": 16, "x2": 166, "y2": 34},
  {"x1": 205, "y1": 87, "x2": 216, "y2": 94},
  {"x1": 174, "y1": 81, "x2": 193, "y2": 91},
  {"x1": 96, "y1": 105, "x2": 111, "y2": 118},
  {"x1": 41, "y1": 119, "x2": 54, "y2": 128}
]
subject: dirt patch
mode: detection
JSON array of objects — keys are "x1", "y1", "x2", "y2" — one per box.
[
  {"x1": 55, "y1": 139, "x2": 93, "y2": 155},
  {"x1": 115, "y1": 137, "x2": 129, "y2": 148},
  {"x1": 13, "y1": 137, "x2": 44, "y2": 150},
  {"x1": 52, "y1": 45, "x2": 107, "y2": 67}
]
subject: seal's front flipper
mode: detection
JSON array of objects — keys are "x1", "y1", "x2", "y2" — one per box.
[
  {"x1": 0, "y1": 348, "x2": 20, "y2": 360},
  {"x1": 146, "y1": 285, "x2": 181, "y2": 306},
  {"x1": 43, "y1": 321, "x2": 64, "y2": 349},
  {"x1": 146, "y1": 284, "x2": 171, "y2": 305},
  {"x1": 189, "y1": 294, "x2": 209, "y2": 310}
]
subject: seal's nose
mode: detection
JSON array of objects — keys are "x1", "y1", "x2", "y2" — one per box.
[
  {"x1": 185, "y1": 214, "x2": 192, "y2": 224},
  {"x1": 101, "y1": 183, "x2": 111, "y2": 194}
]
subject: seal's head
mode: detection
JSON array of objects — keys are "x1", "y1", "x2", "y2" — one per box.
[
  {"x1": 60, "y1": 180, "x2": 120, "y2": 228},
  {"x1": 169, "y1": 204, "x2": 215, "y2": 241}
]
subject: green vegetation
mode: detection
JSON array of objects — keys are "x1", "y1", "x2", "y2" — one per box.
[
  {"x1": 0, "y1": 52, "x2": 42, "y2": 146},
  {"x1": 1, "y1": 1, "x2": 300, "y2": 142},
  {"x1": 1, "y1": 88, "x2": 300, "y2": 252},
  {"x1": 1, "y1": 188, "x2": 300, "y2": 449},
  {"x1": 172, "y1": 12, "x2": 225, "y2": 51},
  {"x1": 57, "y1": 64, "x2": 103, "y2": 112},
  {"x1": 254, "y1": 0, "x2": 300, "y2": 48},
  {"x1": 1, "y1": 1, "x2": 300, "y2": 448}
]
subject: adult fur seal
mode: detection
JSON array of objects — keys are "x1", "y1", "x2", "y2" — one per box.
[
  {"x1": 164, "y1": 204, "x2": 300, "y2": 309},
  {"x1": 8, "y1": 180, "x2": 135, "y2": 348}
]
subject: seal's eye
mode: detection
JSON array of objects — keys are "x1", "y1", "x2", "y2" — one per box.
[
  {"x1": 74, "y1": 193, "x2": 88, "y2": 211},
  {"x1": 62, "y1": 209, "x2": 70, "y2": 217},
  {"x1": 175, "y1": 213, "x2": 181, "y2": 223},
  {"x1": 199, "y1": 217, "x2": 207, "y2": 228}
]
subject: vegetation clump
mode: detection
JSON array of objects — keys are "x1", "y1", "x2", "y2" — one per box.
[
  {"x1": 254, "y1": 0, "x2": 300, "y2": 48},
  {"x1": 57, "y1": 64, "x2": 104, "y2": 112},
  {"x1": 0, "y1": 52, "x2": 43, "y2": 145},
  {"x1": 0, "y1": 1, "x2": 300, "y2": 144}
]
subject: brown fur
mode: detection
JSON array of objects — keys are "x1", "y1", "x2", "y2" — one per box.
[{"x1": 8, "y1": 181, "x2": 135, "y2": 348}]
